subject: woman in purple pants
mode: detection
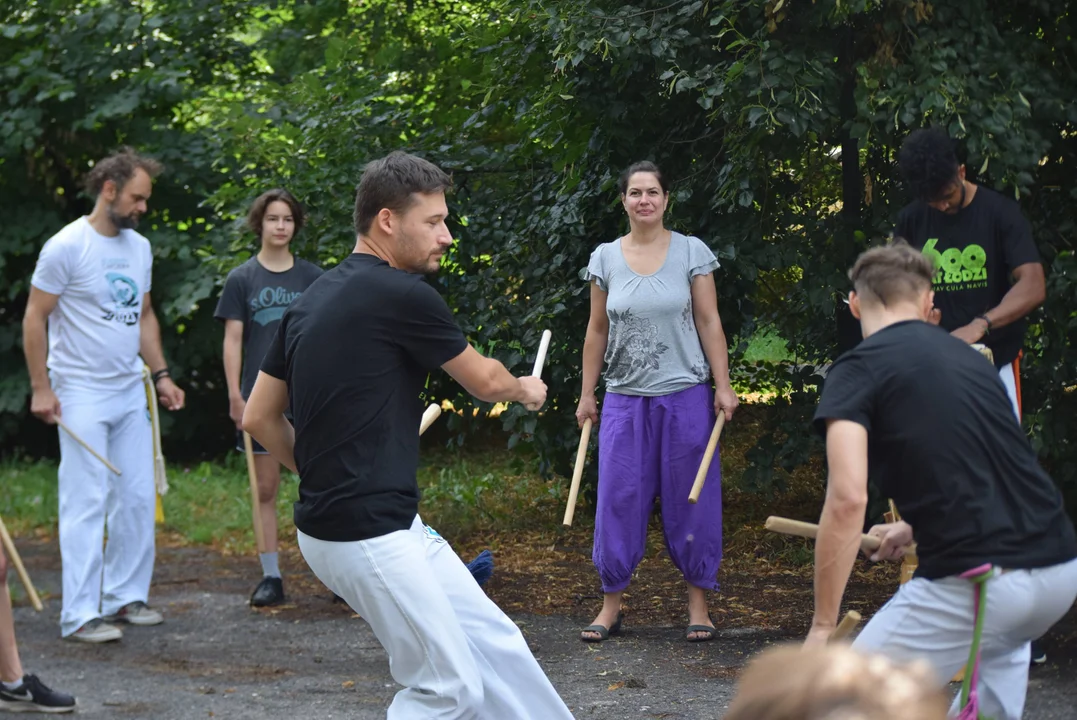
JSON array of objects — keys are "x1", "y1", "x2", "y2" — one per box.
[{"x1": 576, "y1": 161, "x2": 738, "y2": 643}]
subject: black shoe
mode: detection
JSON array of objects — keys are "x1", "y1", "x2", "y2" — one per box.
[
  {"x1": 250, "y1": 576, "x2": 285, "y2": 607},
  {"x1": 0, "y1": 674, "x2": 77, "y2": 713},
  {"x1": 1031, "y1": 639, "x2": 1047, "y2": 665}
]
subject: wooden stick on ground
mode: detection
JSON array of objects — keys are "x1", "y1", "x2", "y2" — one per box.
[
  {"x1": 243, "y1": 432, "x2": 266, "y2": 555},
  {"x1": 562, "y1": 418, "x2": 592, "y2": 527},
  {"x1": 688, "y1": 412, "x2": 726, "y2": 504},
  {"x1": 57, "y1": 419, "x2": 121, "y2": 475},
  {"x1": 0, "y1": 515, "x2": 43, "y2": 612}
]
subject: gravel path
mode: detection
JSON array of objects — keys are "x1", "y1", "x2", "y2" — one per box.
[{"x1": 7, "y1": 542, "x2": 1075, "y2": 718}]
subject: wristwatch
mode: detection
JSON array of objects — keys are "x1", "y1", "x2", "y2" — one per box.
[{"x1": 976, "y1": 314, "x2": 992, "y2": 335}]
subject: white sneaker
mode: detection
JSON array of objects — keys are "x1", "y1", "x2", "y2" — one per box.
[
  {"x1": 67, "y1": 619, "x2": 123, "y2": 643},
  {"x1": 103, "y1": 601, "x2": 163, "y2": 626}
]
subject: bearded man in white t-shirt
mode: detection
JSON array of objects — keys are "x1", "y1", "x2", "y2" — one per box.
[{"x1": 21, "y1": 147, "x2": 186, "y2": 644}]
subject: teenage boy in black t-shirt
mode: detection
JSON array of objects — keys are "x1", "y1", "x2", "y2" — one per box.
[
  {"x1": 214, "y1": 189, "x2": 323, "y2": 608},
  {"x1": 806, "y1": 242, "x2": 1077, "y2": 720},
  {"x1": 241, "y1": 152, "x2": 574, "y2": 719}
]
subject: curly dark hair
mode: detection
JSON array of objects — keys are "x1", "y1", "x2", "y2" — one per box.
[
  {"x1": 897, "y1": 127, "x2": 960, "y2": 202},
  {"x1": 618, "y1": 160, "x2": 667, "y2": 195},
  {"x1": 247, "y1": 188, "x2": 305, "y2": 237},
  {"x1": 84, "y1": 147, "x2": 163, "y2": 197}
]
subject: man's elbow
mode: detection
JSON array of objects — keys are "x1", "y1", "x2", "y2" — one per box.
[
  {"x1": 826, "y1": 487, "x2": 868, "y2": 518},
  {"x1": 240, "y1": 404, "x2": 265, "y2": 436}
]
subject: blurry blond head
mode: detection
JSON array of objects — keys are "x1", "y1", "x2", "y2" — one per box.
[{"x1": 724, "y1": 644, "x2": 948, "y2": 720}]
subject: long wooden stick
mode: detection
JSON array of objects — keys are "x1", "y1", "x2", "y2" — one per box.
[
  {"x1": 0, "y1": 515, "x2": 43, "y2": 612},
  {"x1": 57, "y1": 419, "x2": 121, "y2": 475},
  {"x1": 419, "y1": 404, "x2": 441, "y2": 436},
  {"x1": 688, "y1": 412, "x2": 726, "y2": 503},
  {"x1": 829, "y1": 610, "x2": 862, "y2": 642},
  {"x1": 243, "y1": 432, "x2": 266, "y2": 555},
  {"x1": 562, "y1": 418, "x2": 592, "y2": 527}
]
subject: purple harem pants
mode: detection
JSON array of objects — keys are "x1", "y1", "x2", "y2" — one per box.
[{"x1": 593, "y1": 383, "x2": 723, "y2": 593}]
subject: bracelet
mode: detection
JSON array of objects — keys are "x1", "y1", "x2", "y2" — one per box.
[
  {"x1": 152, "y1": 368, "x2": 171, "y2": 384},
  {"x1": 976, "y1": 314, "x2": 992, "y2": 334}
]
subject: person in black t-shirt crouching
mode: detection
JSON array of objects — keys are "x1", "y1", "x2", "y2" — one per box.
[
  {"x1": 806, "y1": 242, "x2": 1077, "y2": 720},
  {"x1": 241, "y1": 151, "x2": 574, "y2": 719}
]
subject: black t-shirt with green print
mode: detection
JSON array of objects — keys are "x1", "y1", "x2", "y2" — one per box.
[{"x1": 894, "y1": 186, "x2": 1041, "y2": 368}]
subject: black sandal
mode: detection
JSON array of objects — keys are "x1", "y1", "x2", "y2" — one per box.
[
  {"x1": 685, "y1": 623, "x2": 716, "y2": 642},
  {"x1": 580, "y1": 610, "x2": 625, "y2": 643}
]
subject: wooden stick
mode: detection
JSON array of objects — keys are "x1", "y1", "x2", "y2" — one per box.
[
  {"x1": 419, "y1": 403, "x2": 441, "y2": 436},
  {"x1": 562, "y1": 418, "x2": 592, "y2": 527},
  {"x1": 0, "y1": 515, "x2": 43, "y2": 612},
  {"x1": 243, "y1": 432, "x2": 266, "y2": 555},
  {"x1": 764, "y1": 516, "x2": 885, "y2": 554},
  {"x1": 688, "y1": 412, "x2": 726, "y2": 503},
  {"x1": 532, "y1": 329, "x2": 552, "y2": 377},
  {"x1": 57, "y1": 419, "x2": 121, "y2": 475},
  {"x1": 829, "y1": 610, "x2": 862, "y2": 642}
]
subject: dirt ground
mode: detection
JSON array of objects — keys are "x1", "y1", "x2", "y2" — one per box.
[{"x1": 7, "y1": 534, "x2": 1077, "y2": 719}]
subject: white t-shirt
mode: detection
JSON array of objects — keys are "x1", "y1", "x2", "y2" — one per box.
[{"x1": 30, "y1": 217, "x2": 153, "y2": 391}]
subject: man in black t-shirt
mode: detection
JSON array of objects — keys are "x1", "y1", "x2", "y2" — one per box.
[
  {"x1": 214, "y1": 189, "x2": 323, "y2": 608},
  {"x1": 895, "y1": 126, "x2": 1051, "y2": 665},
  {"x1": 241, "y1": 152, "x2": 573, "y2": 719},
  {"x1": 894, "y1": 127, "x2": 1045, "y2": 420},
  {"x1": 806, "y1": 242, "x2": 1077, "y2": 720}
]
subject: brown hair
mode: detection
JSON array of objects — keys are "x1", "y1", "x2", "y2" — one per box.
[
  {"x1": 848, "y1": 239, "x2": 935, "y2": 307},
  {"x1": 618, "y1": 160, "x2": 667, "y2": 195},
  {"x1": 725, "y1": 644, "x2": 948, "y2": 720},
  {"x1": 247, "y1": 188, "x2": 305, "y2": 237},
  {"x1": 84, "y1": 147, "x2": 163, "y2": 197},
  {"x1": 353, "y1": 151, "x2": 452, "y2": 236}
]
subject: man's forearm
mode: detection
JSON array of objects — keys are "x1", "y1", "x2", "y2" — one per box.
[
  {"x1": 21, "y1": 314, "x2": 51, "y2": 391},
  {"x1": 246, "y1": 415, "x2": 297, "y2": 473},
  {"x1": 813, "y1": 497, "x2": 865, "y2": 628},
  {"x1": 139, "y1": 308, "x2": 168, "y2": 373},
  {"x1": 983, "y1": 275, "x2": 1045, "y2": 330}
]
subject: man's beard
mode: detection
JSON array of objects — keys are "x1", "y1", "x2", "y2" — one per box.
[
  {"x1": 399, "y1": 230, "x2": 440, "y2": 274},
  {"x1": 108, "y1": 204, "x2": 140, "y2": 230}
]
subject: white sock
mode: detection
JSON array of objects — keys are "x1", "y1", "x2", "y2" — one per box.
[
  {"x1": 1, "y1": 678, "x2": 24, "y2": 691},
  {"x1": 260, "y1": 552, "x2": 281, "y2": 579}
]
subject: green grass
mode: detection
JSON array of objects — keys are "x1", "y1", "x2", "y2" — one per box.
[
  {"x1": 741, "y1": 327, "x2": 792, "y2": 364},
  {"x1": 0, "y1": 447, "x2": 564, "y2": 552}
]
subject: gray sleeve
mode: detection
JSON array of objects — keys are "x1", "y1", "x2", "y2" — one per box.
[
  {"x1": 686, "y1": 236, "x2": 720, "y2": 279},
  {"x1": 579, "y1": 244, "x2": 609, "y2": 291}
]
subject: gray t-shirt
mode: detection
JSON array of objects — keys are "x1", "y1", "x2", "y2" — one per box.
[
  {"x1": 214, "y1": 256, "x2": 323, "y2": 398},
  {"x1": 582, "y1": 231, "x2": 720, "y2": 396}
]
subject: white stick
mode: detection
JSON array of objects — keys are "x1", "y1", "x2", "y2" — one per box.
[
  {"x1": 532, "y1": 329, "x2": 552, "y2": 377},
  {"x1": 419, "y1": 403, "x2": 442, "y2": 436}
]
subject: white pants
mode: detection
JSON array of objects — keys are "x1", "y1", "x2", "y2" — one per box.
[
  {"x1": 297, "y1": 516, "x2": 575, "y2": 720},
  {"x1": 853, "y1": 558, "x2": 1077, "y2": 720},
  {"x1": 998, "y1": 362, "x2": 1020, "y2": 422},
  {"x1": 54, "y1": 377, "x2": 156, "y2": 636}
]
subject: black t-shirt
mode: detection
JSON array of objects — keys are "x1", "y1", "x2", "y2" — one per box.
[
  {"x1": 213, "y1": 256, "x2": 323, "y2": 399},
  {"x1": 260, "y1": 253, "x2": 469, "y2": 542},
  {"x1": 894, "y1": 187, "x2": 1041, "y2": 368},
  {"x1": 813, "y1": 320, "x2": 1076, "y2": 580}
]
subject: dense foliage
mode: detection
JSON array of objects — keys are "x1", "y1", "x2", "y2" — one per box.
[{"x1": 3, "y1": 0, "x2": 1075, "y2": 512}]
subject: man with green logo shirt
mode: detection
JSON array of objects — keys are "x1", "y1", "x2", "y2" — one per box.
[{"x1": 894, "y1": 125, "x2": 1048, "y2": 663}]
